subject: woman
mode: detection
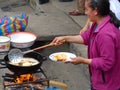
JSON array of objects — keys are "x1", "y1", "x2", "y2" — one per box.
[
  {"x1": 80, "y1": 0, "x2": 120, "y2": 34},
  {"x1": 52, "y1": 0, "x2": 120, "y2": 89}
]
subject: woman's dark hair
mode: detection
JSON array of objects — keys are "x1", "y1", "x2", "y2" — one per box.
[{"x1": 86, "y1": 0, "x2": 120, "y2": 28}]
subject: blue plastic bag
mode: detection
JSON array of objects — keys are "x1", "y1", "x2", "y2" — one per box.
[{"x1": 44, "y1": 87, "x2": 62, "y2": 90}]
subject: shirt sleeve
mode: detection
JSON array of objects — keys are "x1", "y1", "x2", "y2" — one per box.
[{"x1": 81, "y1": 28, "x2": 91, "y2": 45}]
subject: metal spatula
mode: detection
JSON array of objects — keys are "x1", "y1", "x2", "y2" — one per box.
[{"x1": 8, "y1": 43, "x2": 55, "y2": 63}]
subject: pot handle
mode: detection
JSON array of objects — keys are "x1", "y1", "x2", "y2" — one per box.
[
  {"x1": 0, "y1": 60, "x2": 7, "y2": 68},
  {"x1": 50, "y1": 80, "x2": 68, "y2": 89},
  {"x1": 36, "y1": 52, "x2": 47, "y2": 61},
  {"x1": 0, "y1": 60, "x2": 6, "y2": 65},
  {"x1": 44, "y1": 80, "x2": 68, "y2": 90},
  {"x1": 42, "y1": 55, "x2": 47, "y2": 61}
]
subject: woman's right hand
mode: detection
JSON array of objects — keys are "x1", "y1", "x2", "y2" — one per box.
[{"x1": 52, "y1": 36, "x2": 66, "y2": 46}]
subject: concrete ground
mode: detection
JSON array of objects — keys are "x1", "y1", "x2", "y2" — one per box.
[
  {"x1": 0, "y1": 0, "x2": 88, "y2": 40},
  {"x1": 0, "y1": 0, "x2": 90, "y2": 90}
]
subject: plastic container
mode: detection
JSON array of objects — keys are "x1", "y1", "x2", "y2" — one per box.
[{"x1": 0, "y1": 36, "x2": 10, "y2": 52}]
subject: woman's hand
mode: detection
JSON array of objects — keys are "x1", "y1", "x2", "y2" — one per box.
[
  {"x1": 52, "y1": 36, "x2": 66, "y2": 46},
  {"x1": 52, "y1": 35, "x2": 84, "y2": 45},
  {"x1": 65, "y1": 56, "x2": 91, "y2": 65}
]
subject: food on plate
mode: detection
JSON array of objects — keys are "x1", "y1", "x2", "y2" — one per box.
[
  {"x1": 49, "y1": 52, "x2": 77, "y2": 62},
  {"x1": 53, "y1": 54, "x2": 67, "y2": 61},
  {"x1": 9, "y1": 58, "x2": 39, "y2": 66}
]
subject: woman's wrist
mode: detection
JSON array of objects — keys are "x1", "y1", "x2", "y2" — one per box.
[{"x1": 82, "y1": 58, "x2": 92, "y2": 65}]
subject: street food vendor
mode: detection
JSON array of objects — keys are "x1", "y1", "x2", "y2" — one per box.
[{"x1": 52, "y1": 0, "x2": 120, "y2": 89}]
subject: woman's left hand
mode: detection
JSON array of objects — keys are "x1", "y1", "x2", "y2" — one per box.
[
  {"x1": 65, "y1": 57, "x2": 84, "y2": 65},
  {"x1": 65, "y1": 56, "x2": 91, "y2": 65}
]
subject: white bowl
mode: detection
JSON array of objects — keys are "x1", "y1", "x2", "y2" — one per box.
[{"x1": 8, "y1": 32, "x2": 37, "y2": 48}]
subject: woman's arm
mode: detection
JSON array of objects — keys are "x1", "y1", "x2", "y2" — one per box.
[
  {"x1": 52, "y1": 35, "x2": 84, "y2": 45},
  {"x1": 66, "y1": 56, "x2": 92, "y2": 65},
  {"x1": 80, "y1": 19, "x2": 90, "y2": 34}
]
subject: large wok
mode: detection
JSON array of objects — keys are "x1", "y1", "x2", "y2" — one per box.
[{"x1": 3, "y1": 52, "x2": 46, "y2": 74}]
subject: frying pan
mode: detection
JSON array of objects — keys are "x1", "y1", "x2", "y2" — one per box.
[
  {"x1": 3, "y1": 52, "x2": 46, "y2": 74},
  {"x1": 8, "y1": 43, "x2": 55, "y2": 63}
]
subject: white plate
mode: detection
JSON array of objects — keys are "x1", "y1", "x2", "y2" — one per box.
[{"x1": 49, "y1": 52, "x2": 76, "y2": 62}]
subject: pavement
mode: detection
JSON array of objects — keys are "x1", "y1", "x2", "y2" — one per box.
[
  {"x1": 0, "y1": 0, "x2": 90, "y2": 90},
  {"x1": 0, "y1": 0, "x2": 88, "y2": 40},
  {"x1": 0, "y1": 0, "x2": 88, "y2": 60}
]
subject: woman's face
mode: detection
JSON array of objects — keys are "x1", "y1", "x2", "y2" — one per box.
[{"x1": 85, "y1": 1, "x2": 98, "y2": 22}]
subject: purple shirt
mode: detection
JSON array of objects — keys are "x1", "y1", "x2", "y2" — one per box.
[{"x1": 81, "y1": 15, "x2": 120, "y2": 90}]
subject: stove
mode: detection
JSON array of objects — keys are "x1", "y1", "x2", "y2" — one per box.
[
  {"x1": 0, "y1": 58, "x2": 49, "y2": 90},
  {"x1": 0, "y1": 41, "x2": 50, "y2": 90},
  {"x1": 2, "y1": 67, "x2": 49, "y2": 90}
]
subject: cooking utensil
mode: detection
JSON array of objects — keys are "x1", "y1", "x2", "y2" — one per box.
[
  {"x1": 8, "y1": 43, "x2": 55, "y2": 63},
  {"x1": 7, "y1": 32, "x2": 37, "y2": 48},
  {"x1": 2, "y1": 52, "x2": 46, "y2": 74}
]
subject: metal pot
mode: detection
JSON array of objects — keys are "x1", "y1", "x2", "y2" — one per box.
[
  {"x1": 4, "y1": 52, "x2": 46, "y2": 74},
  {"x1": 0, "y1": 36, "x2": 10, "y2": 52}
]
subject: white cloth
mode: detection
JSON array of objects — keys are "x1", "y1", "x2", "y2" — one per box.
[{"x1": 109, "y1": 0, "x2": 120, "y2": 20}]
